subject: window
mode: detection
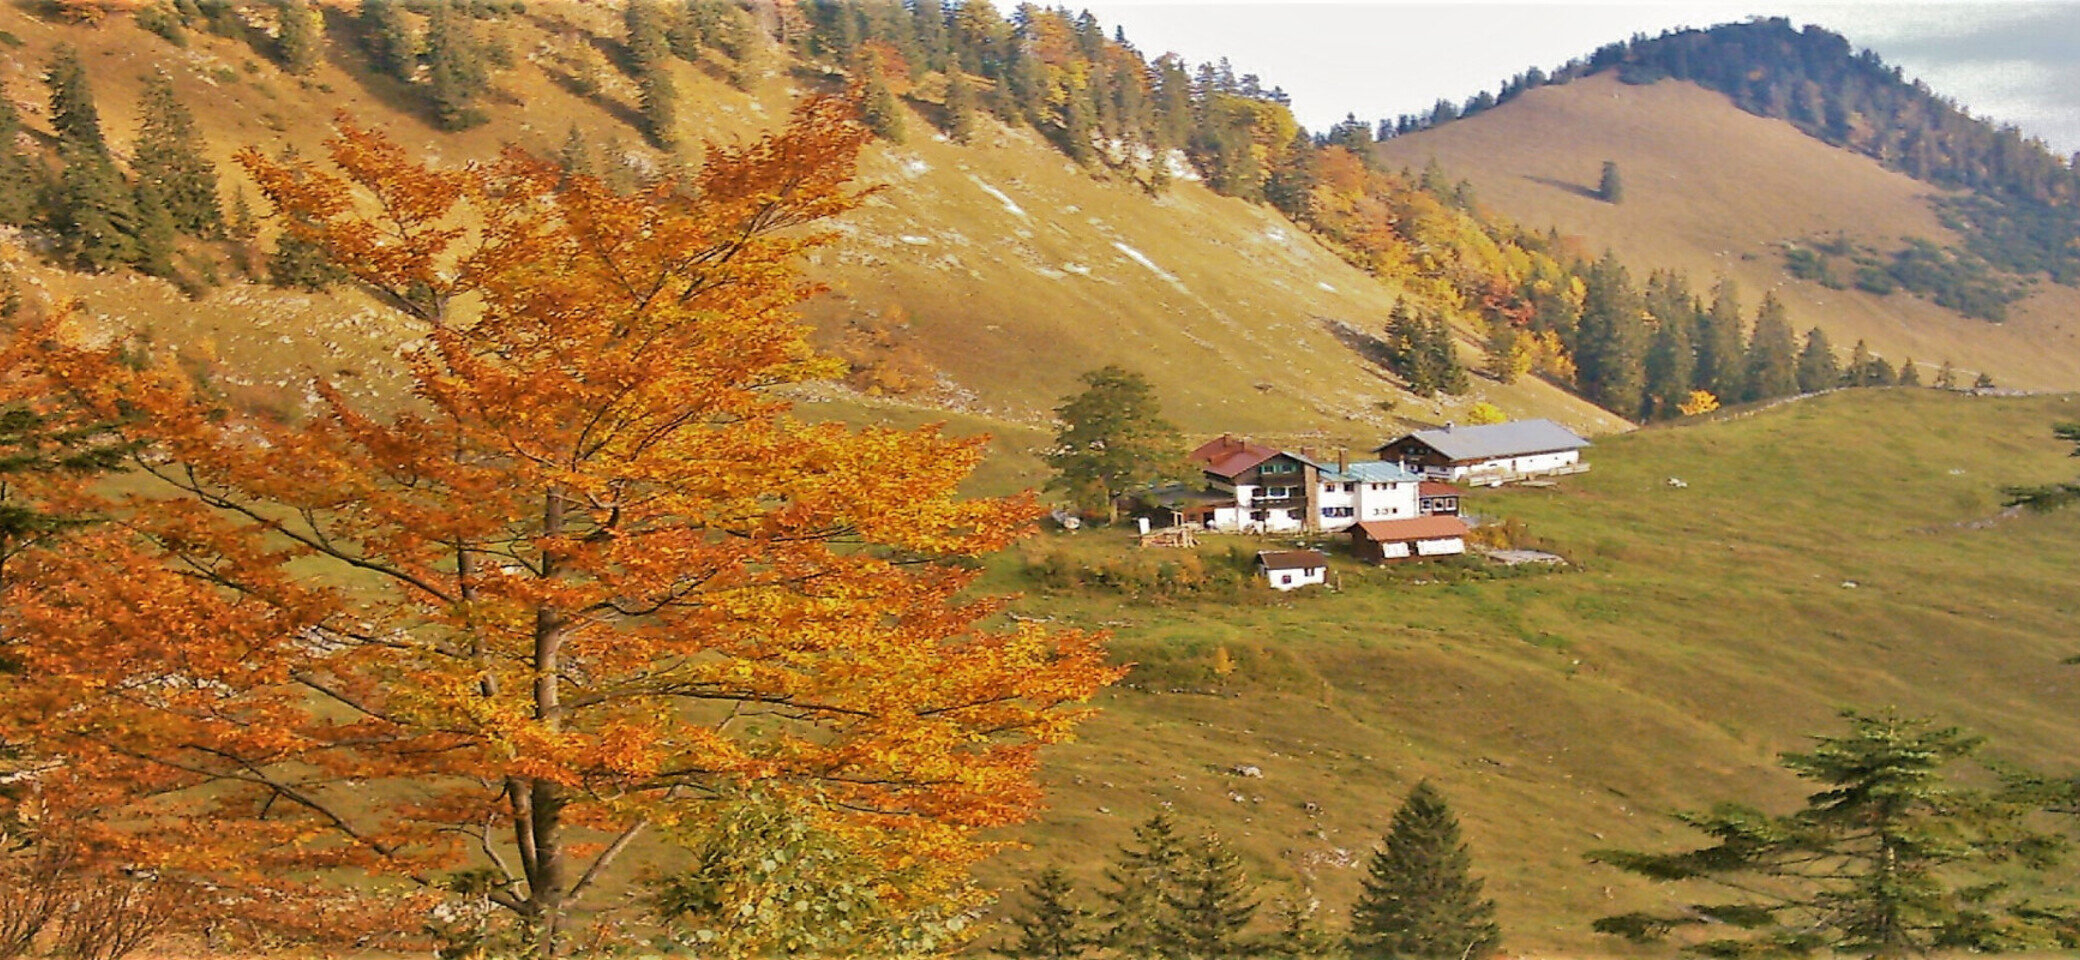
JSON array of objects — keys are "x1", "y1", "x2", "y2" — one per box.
[
  {"x1": 1264, "y1": 486, "x2": 1292, "y2": 499},
  {"x1": 1262, "y1": 461, "x2": 1296, "y2": 474},
  {"x1": 1279, "y1": 573, "x2": 1293, "y2": 585},
  {"x1": 1321, "y1": 507, "x2": 1353, "y2": 518},
  {"x1": 1250, "y1": 510, "x2": 1268, "y2": 522}
]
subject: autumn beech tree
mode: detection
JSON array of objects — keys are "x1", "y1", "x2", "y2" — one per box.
[{"x1": 6, "y1": 97, "x2": 1119, "y2": 956}]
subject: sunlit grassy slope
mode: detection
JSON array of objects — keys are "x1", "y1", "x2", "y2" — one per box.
[
  {"x1": 980, "y1": 388, "x2": 2080, "y2": 952},
  {"x1": 1374, "y1": 73, "x2": 2080, "y2": 392},
  {"x1": 0, "y1": 5, "x2": 1614, "y2": 445}
]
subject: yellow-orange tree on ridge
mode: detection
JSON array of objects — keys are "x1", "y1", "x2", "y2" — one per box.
[{"x1": 9, "y1": 96, "x2": 1119, "y2": 955}]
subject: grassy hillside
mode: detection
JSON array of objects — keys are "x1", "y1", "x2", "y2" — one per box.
[
  {"x1": 981, "y1": 388, "x2": 2080, "y2": 952},
  {"x1": 1373, "y1": 73, "x2": 2080, "y2": 392},
  {"x1": 0, "y1": 4, "x2": 1616, "y2": 447}
]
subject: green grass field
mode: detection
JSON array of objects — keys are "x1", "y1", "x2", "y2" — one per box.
[{"x1": 979, "y1": 388, "x2": 2080, "y2": 954}]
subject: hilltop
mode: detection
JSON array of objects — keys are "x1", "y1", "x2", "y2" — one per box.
[{"x1": 1375, "y1": 43, "x2": 2080, "y2": 390}]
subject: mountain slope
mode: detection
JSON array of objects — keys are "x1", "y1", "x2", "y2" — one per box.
[
  {"x1": 0, "y1": 5, "x2": 1616, "y2": 446},
  {"x1": 1374, "y1": 72, "x2": 2080, "y2": 390}
]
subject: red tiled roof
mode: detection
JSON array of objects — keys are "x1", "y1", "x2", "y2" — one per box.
[
  {"x1": 1419, "y1": 481, "x2": 1459, "y2": 498},
  {"x1": 1350, "y1": 516, "x2": 1469, "y2": 542},
  {"x1": 1190, "y1": 435, "x2": 1281, "y2": 478},
  {"x1": 1256, "y1": 549, "x2": 1328, "y2": 571}
]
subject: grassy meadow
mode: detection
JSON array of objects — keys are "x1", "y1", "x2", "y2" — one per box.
[{"x1": 975, "y1": 388, "x2": 2080, "y2": 954}]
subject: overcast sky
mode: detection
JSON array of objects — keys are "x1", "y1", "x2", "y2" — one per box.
[{"x1": 1049, "y1": 2, "x2": 2080, "y2": 155}]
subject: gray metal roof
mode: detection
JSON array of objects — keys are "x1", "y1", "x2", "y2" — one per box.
[
  {"x1": 1380, "y1": 419, "x2": 1590, "y2": 462},
  {"x1": 1319, "y1": 460, "x2": 1419, "y2": 483}
]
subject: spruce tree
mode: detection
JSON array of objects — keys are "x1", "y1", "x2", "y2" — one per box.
[
  {"x1": 1591, "y1": 710, "x2": 2066, "y2": 959},
  {"x1": 1350, "y1": 781, "x2": 1501, "y2": 960},
  {"x1": 1101, "y1": 813, "x2": 1190, "y2": 958},
  {"x1": 1167, "y1": 832, "x2": 1260, "y2": 959},
  {"x1": 1934, "y1": 359, "x2": 1958, "y2": 390},
  {"x1": 131, "y1": 176, "x2": 179, "y2": 279},
  {"x1": 46, "y1": 46, "x2": 139, "y2": 272},
  {"x1": 859, "y1": 73, "x2": 905, "y2": 144},
  {"x1": 1696, "y1": 280, "x2": 1746, "y2": 401},
  {"x1": 1898, "y1": 358, "x2": 1921, "y2": 387},
  {"x1": 226, "y1": 184, "x2": 258, "y2": 276},
  {"x1": 423, "y1": 2, "x2": 488, "y2": 130},
  {"x1": 1430, "y1": 315, "x2": 1470, "y2": 396},
  {"x1": 1741, "y1": 293, "x2": 1798, "y2": 401},
  {"x1": 557, "y1": 125, "x2": 596, "y2": 179},
  {"x1": 1574, "y1": 251, "x2": 1648, "y2": 418},
  {"x1": 626, "y1": 0, "x2": 678, "y2": 148},
  {"x1": 943, "y1": 67, "x2": 976, "y2": 144},
  {"x1": 274, "y1": 0, "x2": 322, "y2": 75},
  {"x1": 1598, "y1": 159, "x2": 1622, "y2": 203},
  {"x1": 1796, "y1": 326, "x2": 1838, "y2": 394},
  {"x1": 1845, "y1": 338, "x2": 1874, "y2": 387},
  {"x1": 1644, "y1": 314, "x2": 1694, "y2": 419},
  {"x1": 0, "y1": 84, "x2": 40, "y2": 227},
  {"x1": 132, "y1": 75, "x2": 221, "y2": 237},
  {"x1": 1011, "y1": 867, "x2": 1092, "y2": 959},
  {"x1": 359, "y1": 0, "x2": 418, "y2": 81}
]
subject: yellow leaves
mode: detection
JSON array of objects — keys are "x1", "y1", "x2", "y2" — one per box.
[
  {"x1": 1679, "y1": 389, "x2": 1722, "y2": 416},
  {"x1": 3, "y1": 88, "x2": 1117, "y2": 934}
]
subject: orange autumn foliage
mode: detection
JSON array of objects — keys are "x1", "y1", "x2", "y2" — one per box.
[{"x1": 4, "y1": 96, "x2": 1119, "y2": 954}]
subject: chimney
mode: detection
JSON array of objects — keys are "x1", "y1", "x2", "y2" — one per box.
[
  {"x1": 1337, "y1": 448, "x2": 1348, "y2": 472},
  {"x1": 1444, "y1": 421, "x2": 1455, "y2": 432},
  {"x1": 1300, "y1": 445, "x2": 1316, "y2": 461}
]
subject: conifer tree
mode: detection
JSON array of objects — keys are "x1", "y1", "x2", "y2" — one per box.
[
  {"x1": 132, "y1": 75, "x2": 221, "y2": 238},
  {"x1": 1898, "y1": 358, "x2": 1921, "y2": 387},
  {"x1": 1796, "y1": 326, "x2": 1838, "y2": 394},
  {"x1": 1591, "y1": 710, "x2": 2066, "y2": 959},
  {"x1": 359, "y1": 0, "x2": 417, "y2": 81},
  {"x1": 1430, "y1": 314, "x2": 1470, "y2": 396},
  {"x1": 557, "y1": 124, "x2": 596, "y2": 179},
  {"x1": 423, "y1": 2, "x2": 489, "y2": 130},
  {"x1": 226, "y1": 183, "x2": 258, "y2": 276},
  {"x1": 1350, "y1": 781, "x2": 1501, "y2": 960},
  {"x1": 1167, "y1": 832, "x2": 1260, "y2": 959},
  {"x1": 1598, "y1": 159, "x2": 1622, "y2": 203},
  {"x1": 273, "y1": 0, "x2": 322, "y2": 75},
  {"x1": 46, "y1": 46, "x2": 139, "y2": 272},
  {"x1": 131, "y1": 176, "x2": 179, "y2": 279},
  {"x1": 943, "y1": 68, "x2": 976, "y2": 144},
  {"x1": 1644, "y1": 314, "x2": 1694, "y2": 419},
  {"x1": 0, "y1": 84, "x2": 39, "y2": 227},
  {"x1": 1101, "y1": 813, "x2": 1190, "y2": 957},
  {"x1": 626, "y1": 0, "x2": 678, "y2": 148},
  {"x1": 1012, "y1": 867, "x2": 1093, "y2": 959},
  {"x1": 1574, "y1": 251, "x2": 1648, "y2": 418},
  {"x1": 1741, "y1": 292, "x2": 1798, "y2": 401},
  {"x1": 859, "y1": 73, "x2": 905, "y2": 144},
  {"x1": 1935, "y1": 359, "x2": 1958, "y2": 390},
  {"x1": 1696, "y1": 280, "x2": 1747, "y2": 401},
  {"x1": 1844, "y1": 338, "x2": 1874, "y2": 387}
]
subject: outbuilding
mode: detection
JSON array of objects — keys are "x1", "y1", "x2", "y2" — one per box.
[
  {"x1": 1376, "y1": 419, "x2": 1590, "y2": 485},
  {"x1": 1256, "y1": 549, "x2": 1329, "y2": 590},
  {"x1": 1348, "y1": 516, "x2": 1470, "y2": 562}
]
